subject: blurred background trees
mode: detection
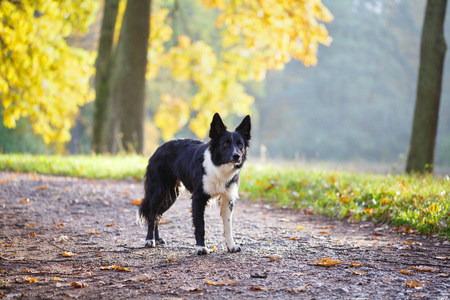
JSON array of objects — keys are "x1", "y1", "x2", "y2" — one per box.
[{"x1": 1, "y1": 0, "x2": 449, "y2": 172}]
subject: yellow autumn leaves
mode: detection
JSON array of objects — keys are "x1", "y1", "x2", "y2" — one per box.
[
  {"x1": 0, "y1": 0, "x2": 99, "y2": 143},
  {"x1": 1, "y1": 0, "x2": 332, "y2": 143},
  {"x1": 152, "y1": 0, "x2": 333, "y2": 140}
]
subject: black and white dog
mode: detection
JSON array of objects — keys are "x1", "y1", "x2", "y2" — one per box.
[{"x1": 138, "y1": 113, "x2": 251, "y2": 255}]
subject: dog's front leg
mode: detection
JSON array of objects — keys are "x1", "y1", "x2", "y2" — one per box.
[
  {"x1": 192, "y1": 193, "x2": 210, "y2": 255},
  {"x1": 220, "y1": 197, "x2": 241, "y2": 253}
]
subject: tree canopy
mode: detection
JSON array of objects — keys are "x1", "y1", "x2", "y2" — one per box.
[
  {"x1": 153, "y1": 0, "x2": 333, "y2": 140},
  {"x1": 0, "y1": 0, "x2": 99, "y2": 143}
]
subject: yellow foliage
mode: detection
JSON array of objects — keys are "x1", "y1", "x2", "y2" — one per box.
[
  {"x1": 0, "y1": 0, "x2": 99, "y2": 143},
  {"x1": 146, "y1": 8, "x2": 173, "y2": 79},
  {"x1": 205, "y1": 0, "x2": 333, "y2": 68},
  {"x1": 154, "y1": 94, "x2": 190, "y2": 141},
  {"x1": 151, "y1": 0, "x2": 332, "y2": 140}
]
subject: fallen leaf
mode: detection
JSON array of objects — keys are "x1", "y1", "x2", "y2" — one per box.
[
  {"x1": 65, "y1": 292, "x2": 81, "y2": 298},
  {"x1": 315, "y1": 257, "x2": 343, "y2": 266},
  {"x1": 406, "y1": 280, "x2": 423, "y2": 288},
  {"x1": 268, "y1": 254, "x2": 282, "y2": 261},
  {"x1": 410, "y1": 266, "x2": 438, "y2": 272},
  {"x1": 20, "y1": 198, "x2": 32, "y2": 204},
  {"x1": 55, "y1": 236, "x2": 69, "y2": 243},
  {"x1": 350, "y1": 269, "x2": 366, "y2": 275},
  {"x1": 62, "y1": 251, "x2": 77, "y2": 257},
  {"x1": 71, "y1": 282, "x2": 88, "y2": 288},
  {"x1": 166, "y1": 258, "x2": 178, "y2": 262},
  {"x1": 180, "y1": 286, "x2": 202, "y2": 292},
  {"x1": 130, "y1": 199, "x2": 141, "y2": 206},
  {"x1": 400, "y1": 269, "x2": 411, "y2": 274},
  {"x1": 106, "y1": 223, "x2": 116, "y2": 227},
  {"x1": 35, "y1": 184, "x2": 48, "y2": 191},
  {"x1": 26, "y1": 277, "x2": 37, "y2": 283},
  {"x1": 287, "y1": 236, "x2": 296, "y2": 240},
  {"x1": 30, "y1": 233, "x2": 36, "y2": 237},
  {"x1": 349, "y1": 262, "x2": 363, "y2": 267},
  {"x1": 318, "y1": 231, "x2": 330, "y2": 235},
  {"x1": 249, "y1": 286, "x2": 266, "y2": 291},
  {"x1": 101, "y1": 265, "x2": 132, "y2": 272},
  {"x1": 204, "y1": 278, "x2": 237, "y2": 286}
]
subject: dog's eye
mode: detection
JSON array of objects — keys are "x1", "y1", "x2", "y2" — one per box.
[
  {"x1": 223, "y1": 142, "x2": 230, "y2": 147},
  {"x1": 238, "y1": 143, "x2": 244, "y2": 149}
]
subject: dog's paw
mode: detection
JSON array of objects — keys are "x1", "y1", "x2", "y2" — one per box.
[
  {"x1": 196, "y1": 246, "x2": 210, "y2": 255},
  {"x1": 145, "y1": 239, "x2": 156, "y2": 248},
  {"x1": 156, "y1": 238, "x2": 166, "y2": 245},
  {"x1": 227, "y1": 245, "x2": 241, "y2": 253}
]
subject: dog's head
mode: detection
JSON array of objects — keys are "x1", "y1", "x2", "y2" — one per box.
[{"x1": 208, "y1": 113, "x2": 251, "y2": 168}]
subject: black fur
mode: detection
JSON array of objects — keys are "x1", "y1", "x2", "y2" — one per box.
[{"x1": 138, "y1": 113, "x2": 251, "y2": 255}]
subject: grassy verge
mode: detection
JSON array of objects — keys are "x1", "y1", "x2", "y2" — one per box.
[
  {"x1": 240, "y1": 164, "x2": 450, "y2": 239},
  {"x1": 0, "y1": 154, "x2": 147, "y2": 180},
  {"x1": 1, "y1": 154, "x2": 449, "y2": 238}
]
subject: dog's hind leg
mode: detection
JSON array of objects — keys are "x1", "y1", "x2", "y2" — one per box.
[
  {"x1": 220, "y1": 197, "x2": 241, "y2": 253},
  {"x1": 154, "y1": 215, "x2": 166, "y2": 245},
  {"x1": 154, "y1": 182, "x2": 179, "y2": 245},
  {"x1": 145, "y1": 217, "x2": 157, "y2": 248}
]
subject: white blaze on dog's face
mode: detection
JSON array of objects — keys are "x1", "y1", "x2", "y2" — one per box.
[
  {"x1": 208, "y1": 113, "x2": 251, "y2": 168},
  {"x1": 202, "y1": 113, "x2": 251, "y2": 199}
]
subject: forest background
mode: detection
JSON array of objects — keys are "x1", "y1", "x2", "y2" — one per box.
[{"x1": 1, "y1": 0, "x2": 449, "y2": 171}]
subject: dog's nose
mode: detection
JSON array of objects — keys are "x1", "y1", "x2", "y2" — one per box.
[{"x1": 232, "y1": 154, "x2": 240, "y2": 162}]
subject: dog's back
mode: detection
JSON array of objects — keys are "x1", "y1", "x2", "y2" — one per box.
[{"x1": 139, "y1": 139, "x2": 206, "y2": 225}]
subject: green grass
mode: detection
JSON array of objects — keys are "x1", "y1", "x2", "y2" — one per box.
[
  {"x1": 240, "y1": 164, "x2": 450, "y2": 239},
  {"x1": 1, "y1": 154, "x2": 449, "y2": 238},
  {"x1": 0, "y1": 154, "x2": 147, "y2": 180}
]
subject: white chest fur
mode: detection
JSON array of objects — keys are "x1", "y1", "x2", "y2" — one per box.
[{"x1": 202, "y1": 149, "x2": 240, "y2": 200}]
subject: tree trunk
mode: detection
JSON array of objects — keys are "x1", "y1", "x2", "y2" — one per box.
[
  {"x1": 92, "y1": 0, "x2": 120, "y2": 154},
  {"x1": 109, "y1": 0, "x2": 151, "y2": 154},
  {"x1": 405, "y1": 0, "x2": 447, "y2": 174}
]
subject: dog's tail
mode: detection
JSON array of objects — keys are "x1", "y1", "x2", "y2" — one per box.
[
  {"x1": 136, "y1": 166, "x2": 152, "y2": 227},
  {"x1": 136, "y1": 202, "x2": 148, "y2": 227}
]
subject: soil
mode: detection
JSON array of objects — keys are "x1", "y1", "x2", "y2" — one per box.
[{"x1": 0, "y1": 171, "x2": 449, "y2": 299}]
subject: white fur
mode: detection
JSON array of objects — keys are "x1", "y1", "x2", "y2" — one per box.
[
  {"x1": 202, "y1": 149, "x2": 240, "y2": 199},
  {"x1": 197, "y1": 246, "x2": 210, "y2": 254},
  {"x1": 220, "y1": 197, "x2": 239, "y2": 251},
  {"x1": 136, "y1": 210, "x2": 147, "y2": 227},
  {"x1": 203, "y1": 149, "x2": 240, "y2": 252}
]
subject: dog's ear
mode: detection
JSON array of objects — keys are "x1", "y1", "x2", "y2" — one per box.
[
  {"x1": 235, "y1": 115, "x2": 251, "y2": 141},
  {"x1": 209, "y1": 113, "x2": 227, "y2": 139}
]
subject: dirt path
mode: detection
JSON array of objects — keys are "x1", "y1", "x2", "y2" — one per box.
[{"x1": 0, "y1": 171, "x2": 449, "y2": 299}]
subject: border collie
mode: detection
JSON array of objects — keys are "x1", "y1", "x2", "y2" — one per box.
[{"x1": 138, "y1": 113, "x2": 251, "y2": 255}]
